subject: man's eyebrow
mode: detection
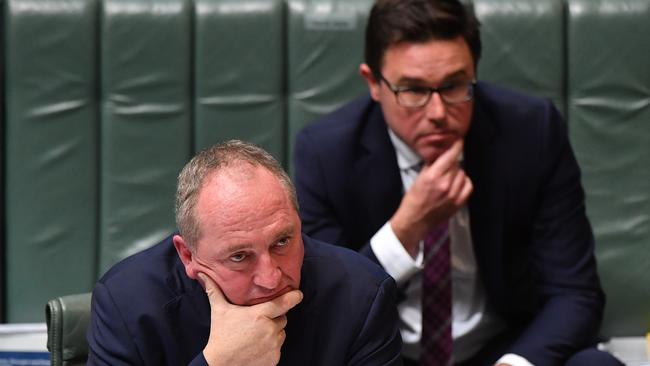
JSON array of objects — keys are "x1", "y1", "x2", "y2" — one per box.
[
  {"x1": 396, "y1": 70, "x2": 470, "y2": 85},
  {"x1": 273, "y1": 226, "x2": 295, "y2": 241},
  {"x1": 217, "y1": 243, "x2": 253, "y2": 257}
]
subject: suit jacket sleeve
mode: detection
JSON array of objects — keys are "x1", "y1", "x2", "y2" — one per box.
[
  {"x1": 505, "y1": 103, "x2": 604, "y2": 364},
  {"x1": 87, "y1": 282, "x2": 208, "y2": 366}
]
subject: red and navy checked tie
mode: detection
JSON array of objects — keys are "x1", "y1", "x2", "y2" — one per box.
[{"x1": 421, "y1": 221, "x2": 452, "y2": 366}]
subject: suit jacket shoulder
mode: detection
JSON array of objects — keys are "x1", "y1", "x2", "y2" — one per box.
[
  {"x1": 87, "y1": 235, "x2": 210, "y2": 365},
  {"x1": 282, "y1": 235, "x2": 402, "y2": 365},
  {"x1": 294, "y1": 96, "x2": 403, "y2": 250}
]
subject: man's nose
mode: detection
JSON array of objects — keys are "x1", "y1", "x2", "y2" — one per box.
[
  {"x1": 424, "y1": 92, "x2": 447, "y2": 122},
  {"x1": 253, "y1": 255, "x2": 282, "y2": 290}
]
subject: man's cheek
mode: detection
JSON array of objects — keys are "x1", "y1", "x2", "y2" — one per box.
[
  {"x1": 216, "y1": 277, "x2": 250, "y2": 305},
  {"x1": 284, "y1": 261, "x2": 303, "y2": 287}
]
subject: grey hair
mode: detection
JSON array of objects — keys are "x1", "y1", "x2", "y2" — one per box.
[{"x1": 175, "y1": 140, "x2": 298, "y2": 250}]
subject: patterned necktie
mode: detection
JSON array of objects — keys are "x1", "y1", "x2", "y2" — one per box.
[{"x1": 421, "y1": 221, "x2": 452, "y2": 366}]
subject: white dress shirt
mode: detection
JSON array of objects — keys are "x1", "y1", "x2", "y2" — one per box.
[{"x1": 369, "y1": 129, "x2": 533, "y2": 366}]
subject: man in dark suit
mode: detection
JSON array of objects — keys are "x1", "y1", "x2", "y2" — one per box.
[
  {"x1": 87, "y1": 140, "x2": 402, "y2": 365},
  {"x1": 293, "y1": 0, "x2": 622, "y2": 365}
]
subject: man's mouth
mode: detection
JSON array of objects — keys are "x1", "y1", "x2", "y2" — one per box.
[
  {"x1": 418, "y1": 131, "x2": 455, "y2": 145},
  {"x1": 249, "y1": 286, "x2": 293, "y2": 305},
  {"x1": 423, "y1": 130, "x2": 454, "y2": 139}
]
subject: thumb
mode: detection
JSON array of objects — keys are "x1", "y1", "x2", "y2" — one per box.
[
  {"x1": 256, "y1": 290, "x2": 303, "y2": 319},
  {"x1": 197, "y1": 272, "x2": 229, "y2": 309}
]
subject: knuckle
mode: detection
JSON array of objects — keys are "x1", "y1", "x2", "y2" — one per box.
[{"x1": 437, "y1": 179, "x2": 452, "y2": 196}]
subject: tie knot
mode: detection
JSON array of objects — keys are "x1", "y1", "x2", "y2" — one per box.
[{"x1": 410, "y1": 161, "x2": 424, "y2": 173}]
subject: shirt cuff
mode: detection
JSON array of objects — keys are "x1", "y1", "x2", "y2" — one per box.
[
  {"x1": 496, "y1": 353, "x2": 535, "y2": 366},
  {"x1": 370, "y1": 222, "x2": 422, "y2": 285}
]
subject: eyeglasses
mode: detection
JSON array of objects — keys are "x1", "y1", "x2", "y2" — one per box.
[{"x1": 377, "y1": 73, "x2": 477, "y2": 108}]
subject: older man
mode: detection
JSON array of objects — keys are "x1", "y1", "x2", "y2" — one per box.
[{"x1": 87, "y1": 140, "x2": 402, "y2": 365}]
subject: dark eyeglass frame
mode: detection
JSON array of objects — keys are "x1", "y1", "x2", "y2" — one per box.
[{"x1": 376, "y1": 73, "x2": 477, "y2": 108}]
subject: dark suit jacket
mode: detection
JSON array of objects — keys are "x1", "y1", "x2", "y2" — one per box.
[
  {"x1": 293, "y1": 82, "x2": 605, "y2": 365},
  {"x1": 87, "y1": 234, "x2": 402, "y2": 365}
]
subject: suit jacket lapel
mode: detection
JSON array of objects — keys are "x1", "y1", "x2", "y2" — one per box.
[
  {"x1": 352, "y1": 103, "x2": 403, "y2": 237},
  {"x1": 464, "y1": 86, "x2": 507, "y2": 304},
  {"x1": 162, "y1": 270, "x2": 211, "y2": 362},
  {"x1": 282, "y1": 237, "x2": 319, "y2": 365}
]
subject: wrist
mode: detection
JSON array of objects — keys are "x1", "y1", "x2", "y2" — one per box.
[{"x1": 389, "y1": 219, "x2": 422, "y2": 257}]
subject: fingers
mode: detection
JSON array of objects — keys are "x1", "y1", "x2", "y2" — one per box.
[
  {"x1": 459, "y1": 175, "x2": 473, "y2": 204},
  {"x1": 274, "y1": 316, "x2": 288, "y2": 347},
  {"x1": 274, "y1": 314, "x2": 288, "y2": 330},
  {"x1": 399, "y1": 139, "x2": 470, "y2": 236},
  {"x1": 255, "y1": 290, "x2": 303, "y2": 319},
  {"x1": 447, "y1": 170, "x2": 473, "y2": 206},
  {"x1": 197, "y1": 272, "x2": 229, "y2": 309},
  {"x1": 426, "y1": 139, "x2": 463, "y2": 175},
  {"x1": 420, "y1": 139, "x2": 468, "y2": 202}
]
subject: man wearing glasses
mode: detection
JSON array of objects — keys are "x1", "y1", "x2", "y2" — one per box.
[{"x1": 293, "y1": 0, "x2": 622, "y2": 365}]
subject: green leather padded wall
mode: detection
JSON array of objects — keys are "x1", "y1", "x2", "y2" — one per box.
[
  {"x1": 286, "y1": 0, "x2": 372, "y2": 166},
  {"x1": 5, "y1": 0, "x2": 99, "y2": 321},
  {"x1": 568, "y1": 0, "x2": 650, "y2": 336},
  {"x1": 98, "y1": 0, "x2": 192, "y2": 274},
  {"x1": 475, "y1": 0, "x2": 566, "y2": 114},
  {"x1": 2, "y1": 0, "x2": 285, "y2": 321},
  {"x1": 194, "y1": 0, "x2": 285, "y2": 164}
]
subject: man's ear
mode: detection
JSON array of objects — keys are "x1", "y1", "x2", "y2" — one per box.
[
  {"x1": 172, "y1": 234, "x2": 199, "y2": 280},
  {"x1": 359, "y1": 63, "x2": 381, "y2": 102}
]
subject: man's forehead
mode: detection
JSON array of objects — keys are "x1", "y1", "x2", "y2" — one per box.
[
  {"x1": 382, "y1": 38, "x2": 474, "y2": 65},
  {"x1": 195, "y1": 166, "x2": 298, "y2": 244},
  {"x1": 381, "y1": 44, "x2": 474, "y2": 82}
]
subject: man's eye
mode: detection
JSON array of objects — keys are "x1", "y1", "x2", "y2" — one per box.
[
  {"x1": 230, "y1": 253, "x2": 247, "y2": 263},
  {"x1": 403, "y1": 87, "x2": 429, "y2": 96},
  {"x1": 276, "y1": 237, "x2": 291, "y2": 247},
  {"x1": 439, "y1": 82, "x2": 461, "y2": 92}
]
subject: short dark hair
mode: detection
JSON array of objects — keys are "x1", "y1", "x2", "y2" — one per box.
[{"x1": 364, "y1": 0, "x2": 481, "y2": 77}]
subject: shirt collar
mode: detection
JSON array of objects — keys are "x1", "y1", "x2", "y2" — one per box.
[{"x1": 387, "y1": 128, "x2": 422, "y2": 171}]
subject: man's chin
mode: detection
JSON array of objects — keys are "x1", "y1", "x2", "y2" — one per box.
[
  {"x1": 418, "y1": 147, "x2": 446, "y2": 164},
  {"x1": 417, "y1": 139, "x2": 458, "y2": 164}
]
